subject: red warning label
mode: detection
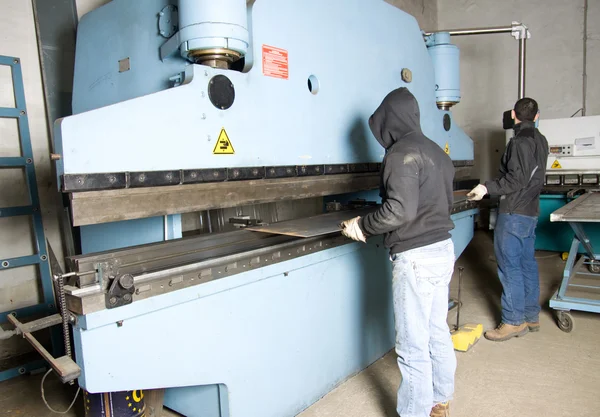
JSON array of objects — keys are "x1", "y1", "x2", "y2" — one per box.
[{"x1": 262, "y1": 45, "x2": 289, "y2": 79}]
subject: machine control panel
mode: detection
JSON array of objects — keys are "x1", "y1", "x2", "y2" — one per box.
[
  {"x1": 582, "y1": 174, "x2": 599, "y2": 185},
  {"x1": 563, "y1": 174, "x2": 580, "y2": 185},
  {"x1": 546, "y1": 175, "x2": 561, "y2": 185},
  {"x1": 545, "y1": 174, "x2": 599, "y2": 187},
  {"x1": 549, "y1": 145, "x2": 572, "y2": 156}
]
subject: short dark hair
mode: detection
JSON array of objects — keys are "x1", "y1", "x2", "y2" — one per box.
[{"x1": 514, "y1": 98, "x2": 538, "y2": 122}]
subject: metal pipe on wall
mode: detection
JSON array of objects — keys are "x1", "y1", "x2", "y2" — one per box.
[
  {"x1": 583, "y1": 0, "x2": 588, "y2": 116},
  {"x1": 518, "y1": 37, "x2": 526, "y2": 98},
  {"x1": 424, "y1": 26, "x2": 512, "y2": 37}
]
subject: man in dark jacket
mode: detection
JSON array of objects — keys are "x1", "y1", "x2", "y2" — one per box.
[
  {"x1": 467, "y1": 97, "x2": 549, "y2": 342},
  {"x1": 341, "y1": 88, "x2": 457, "y2": 417}
]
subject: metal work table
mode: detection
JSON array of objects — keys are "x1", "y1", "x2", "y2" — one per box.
[{"x1": 549, "y1": 191, "x2": 600, "y2": 332}]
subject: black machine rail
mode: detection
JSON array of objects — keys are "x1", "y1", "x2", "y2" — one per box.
[{"x1": 62, "y1": 160, "x2": 475, "y2": 192}]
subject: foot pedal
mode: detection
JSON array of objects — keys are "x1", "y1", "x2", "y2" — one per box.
[{"x1": 451, "y1": 323, "x2": 483, "y2": 352}]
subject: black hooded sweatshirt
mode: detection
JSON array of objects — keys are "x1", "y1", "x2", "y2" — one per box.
[{"x1": 358, "y1": 88, "x2": 455, "y2": 255}]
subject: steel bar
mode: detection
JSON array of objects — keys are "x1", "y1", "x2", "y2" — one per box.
[
  {"x1": 16, "y1": 314, "x2": 62, "y2": 334},
  {"x1": 583, "y1": 0, "x2": 588, "y2": 116},
  {"x1": 423, "y1": 26, "x2": 513, "y2": 37},
  {"x1": 570, "y1": 223, "x2": 598, "y2": 261},
  {"x1": 518, "y1": 37, "x2": 526, "y2": 98}
]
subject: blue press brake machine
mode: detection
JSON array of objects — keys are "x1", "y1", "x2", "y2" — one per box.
[{"x1": 10, "y1": 1, "x2": 520, "y2": 416}]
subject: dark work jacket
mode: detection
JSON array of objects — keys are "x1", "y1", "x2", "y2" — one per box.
[
  {"x1": 485, "y1": 121, "x2": 549, "y2": 217},
  {"x1": 358, "y1": 87, "x2": 455, "y2": 254}
]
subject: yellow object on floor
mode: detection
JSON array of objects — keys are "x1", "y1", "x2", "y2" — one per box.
[{"x1": 451, "y1": 323, "x2": 483, "y2": 352}]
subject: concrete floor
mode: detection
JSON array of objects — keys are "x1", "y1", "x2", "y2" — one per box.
[{"x1": 1, "y1": 231, "x2": 599, "y2": 417}]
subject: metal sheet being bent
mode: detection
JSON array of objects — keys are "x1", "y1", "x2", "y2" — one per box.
[
  {"x1": 248, "y1": 191, "x2": 473, "y2": 237},
  {"x1": 247, "y1": 207, "x2": 378, "y2": 237}
]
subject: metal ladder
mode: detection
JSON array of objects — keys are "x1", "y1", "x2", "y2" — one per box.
[{"x1": 0, "y1": 55, "x2": 59, "y2": 381}]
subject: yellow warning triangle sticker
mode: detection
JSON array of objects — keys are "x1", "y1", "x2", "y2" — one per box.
[
  {"x1": 444, "y1": 143, "x2": 450, "y2": 155},
  {"x1": 213, "y1": 128, "x2": 235, "y2": 154},
  {"x1": 551, "y1": 159, "x2": 562, "y2": 169}
]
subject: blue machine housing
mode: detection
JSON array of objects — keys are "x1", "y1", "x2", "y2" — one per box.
[
  {"x1": 72, "y1": 0, "x2": 186, "y2": 114},
  {"x1": 57, "y1": 0, "x2": 473, "y2": 177},
  {"x1": 59, "y1": 1, "x2": 478, "y2": 416}
]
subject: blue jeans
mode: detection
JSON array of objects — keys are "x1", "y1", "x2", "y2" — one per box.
[
  {"x1": 391, "y1": 239, "x2": 456, "y2": 417},
  {"x1": 494, "y1": 213, "x2": 541, "y2": 325}
]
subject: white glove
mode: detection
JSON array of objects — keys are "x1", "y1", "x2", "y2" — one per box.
[
  {"x1": 467, "y1": 184, "x2": 488, "y2": 201},
  {"x1": 340, "y1": 216, "x2": 366, "y2": 243}
]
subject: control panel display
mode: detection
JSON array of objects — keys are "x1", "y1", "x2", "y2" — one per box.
[{"x1": 549, "y1": 145, "x2": 572, "y2": 156}]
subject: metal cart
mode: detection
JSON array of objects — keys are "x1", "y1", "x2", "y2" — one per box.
[{"x1": 549, "y1": 191, "x2": 600, "y2": 332}]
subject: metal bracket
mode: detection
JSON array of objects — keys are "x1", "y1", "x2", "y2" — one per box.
[
  {"x1": 346, "y1": 199, "x2": 378, "y2": 209},
  {"x1": 106, "y1": 274, "x2": 135, "y2": 309},
  {"x1": 169, "y1": 72, "x2": 185, "y2": 87},
  {"x1": 325, "y1": 199, "x2": 377, "y2": 213},
  {"x1": 158, "y1": 4, "x2": 178, "y2": 39},
  {"x1": 567, "y1": 188, "x2": 586, "y2": 199},
  {"x1": 229, "y1": 217, "x2": 262, "y2": 228},
  {"x1": 160, "y1": 30, "x2": 182, "y2": 60},
  {"x1": 511, "y1": 21, "x2": 531, "y2": 40}
]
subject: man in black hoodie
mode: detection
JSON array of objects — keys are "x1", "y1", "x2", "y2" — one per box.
[
  {"x1": 467, "y1": 98, "x2": 548, "y2": 342},
  {"x1": 341, "y1": 88, "x2": 457, "y2": 417}
]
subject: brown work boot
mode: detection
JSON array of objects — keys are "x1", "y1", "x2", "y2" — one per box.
[
  {"x1": 527, "y1": 322, "x2": 540, "y2": 332},
  {"x1": 484, "y1": 323, "x2": 528, "y2": 342},
  {"x1": 430, "y1": 402, "x2": 450, "y2": 417}
]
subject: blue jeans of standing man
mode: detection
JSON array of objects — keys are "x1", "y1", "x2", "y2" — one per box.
[
  {"x1": 391, "y1": 238, "x2": 456, "y2": 417},
  {"x1": 494, "y1": 213, "x2": 541, "y2": 325}
]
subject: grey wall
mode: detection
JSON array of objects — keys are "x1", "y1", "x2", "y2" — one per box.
[
  {"x1": 74, "y1": 0, "x2": 438, "y2": 29},
  {"x1": 588, "y1": 0, "x2": 600, "y2": 116},
  {"x1": 437, "y1": 0, "x2": 598, "y2": 182},
  {"x1": 75, "y1": 0, "x2": 110, "y2": 19},
  {"x1": 387, "y1": 0, "x2": 438, "y2": 30}
]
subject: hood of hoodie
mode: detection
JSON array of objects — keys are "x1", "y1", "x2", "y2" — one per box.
[{"x1": 368, "y1": 87, "x2": 422, "y2": 150}]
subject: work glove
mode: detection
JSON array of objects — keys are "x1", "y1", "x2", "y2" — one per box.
[
  {"x1": 467, "y1": 184, "x2": 488, "y2": 201},
  {"x1": 340, "y1": 216, "x2": 366, "y2": 243}
]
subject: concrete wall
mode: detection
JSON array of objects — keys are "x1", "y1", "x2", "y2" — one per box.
[
  {"x1": 75, "y1": 0, "x2": 438, "y2": 28},
  {"x1": 588, "y1": 0, "x2": 600, "y2": 116},
  {"x1": 386, "y1": 0, "x2": 438, "y2": 30},
  {"x1": 437, "y1": 0, "x2": 598, "y2": 181},
  {"x1": 75, "y1": 0, "x2": 110, "y2": 20}
]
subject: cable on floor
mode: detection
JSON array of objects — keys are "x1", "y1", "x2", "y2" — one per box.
[{"x1": 41, "y1": 368, "x2": 81, "y2": 414}]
